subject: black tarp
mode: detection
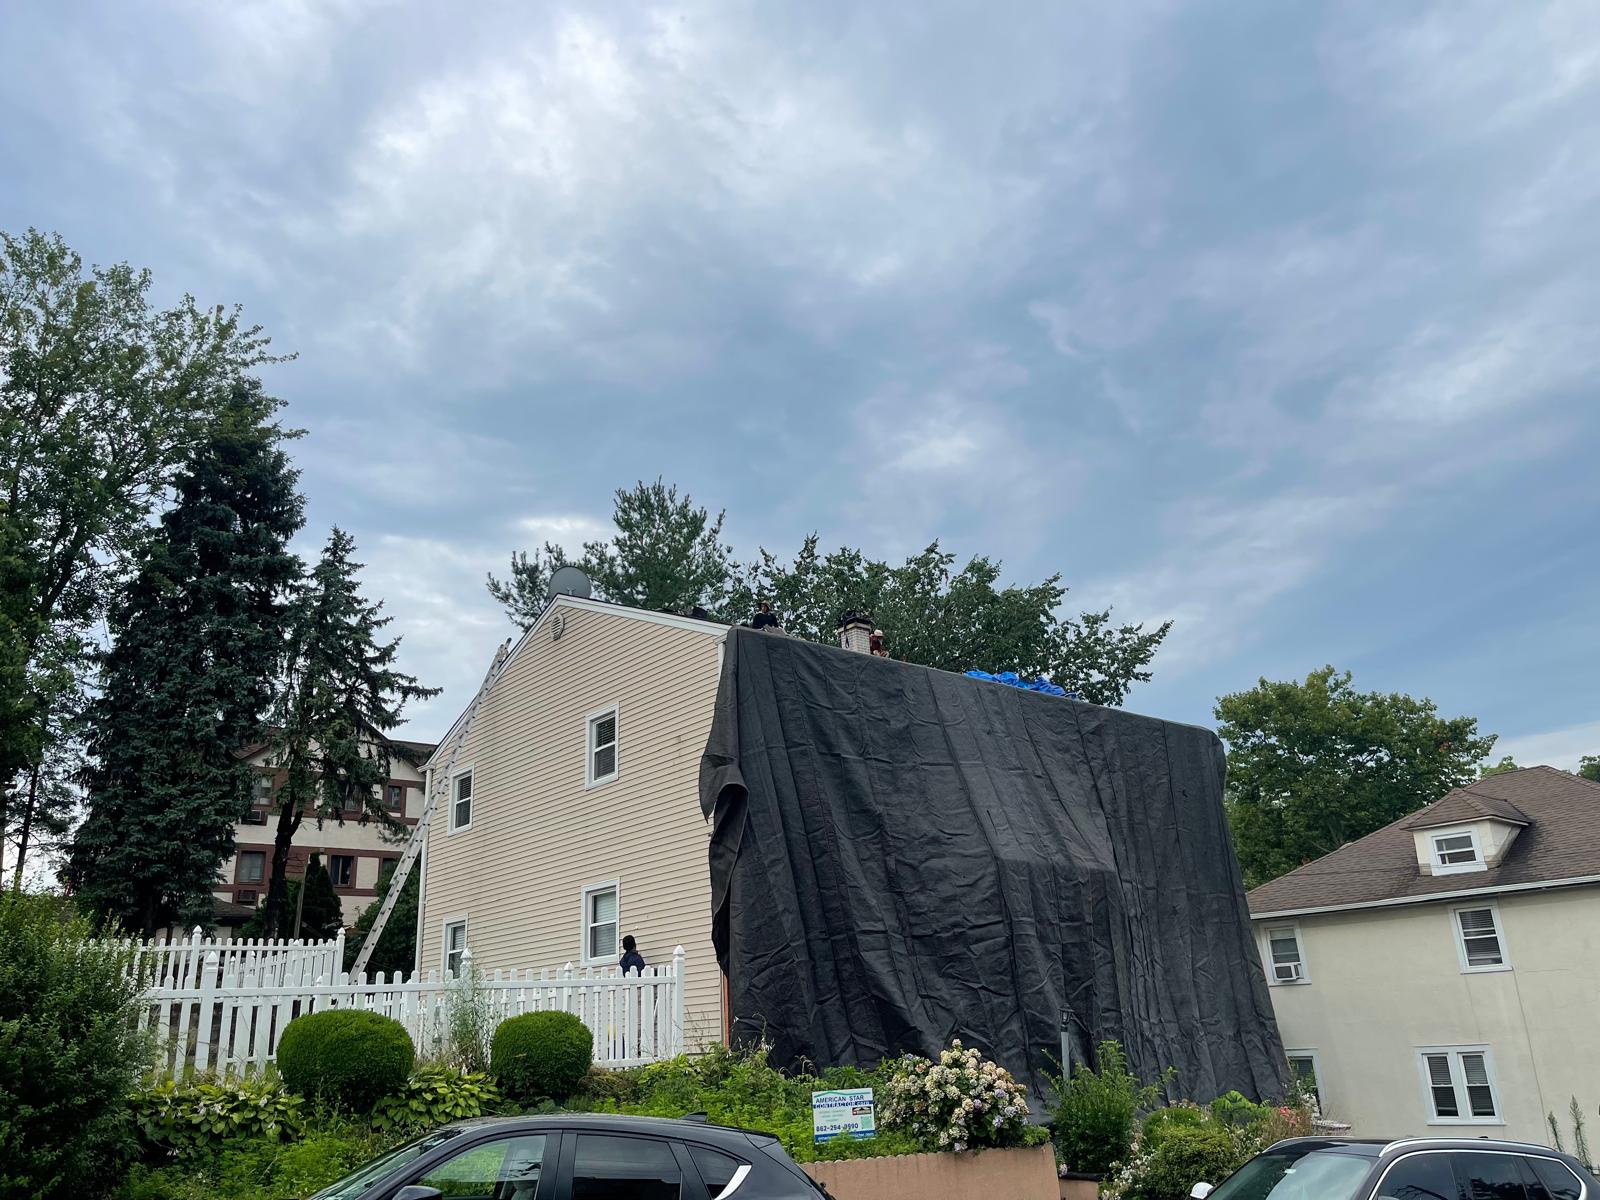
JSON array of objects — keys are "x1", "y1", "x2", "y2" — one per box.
[{"x1": 699, "y1": 628, "x2": 1286, "y2": 1105}]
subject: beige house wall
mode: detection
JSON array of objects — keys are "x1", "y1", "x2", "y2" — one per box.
[
  {"x1": 1259, "y1": 885, "x2": 1600, "y2": 1142},
  {"x1": 417, "y1": 600, "x2": 726, "y2": 1047}
]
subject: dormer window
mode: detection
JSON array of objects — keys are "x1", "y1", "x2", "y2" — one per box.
[{"x1": 1429, "y1": 828, "x2": 1485, "y2": 875}]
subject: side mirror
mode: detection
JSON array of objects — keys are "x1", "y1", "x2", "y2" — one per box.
[
  {"x1": 393, "y1": 1188, "x2": 444, "y2": 1200},
  {"x1": 1190, "y1": 1184, "x2": 1214, "y2": 1200}
]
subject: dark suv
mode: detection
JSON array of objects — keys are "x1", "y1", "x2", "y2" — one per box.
[
  {"x1": 1191, "y1": 1136, "x2": 1598, "y2": 1200},
  {"x1": 308, "y1": 1112, "x2": 825, "y2": 1200}
]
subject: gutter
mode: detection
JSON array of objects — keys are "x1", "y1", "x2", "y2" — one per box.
[{"x1": 1250, "y1": 873, "x2": 1600, "y2": 920}]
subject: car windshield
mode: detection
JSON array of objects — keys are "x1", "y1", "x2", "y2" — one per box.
[
  {"x1": 308, "y1": 1128, "x2": 468, "y2": 1200},
  {"x1": 1208, "y1": 1148, "x2": 1373, "y2": 1200}
]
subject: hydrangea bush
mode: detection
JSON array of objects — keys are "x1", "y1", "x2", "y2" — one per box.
[{"x1": 881, "y1": 1040, "x2": 1031, "y2": 1152}]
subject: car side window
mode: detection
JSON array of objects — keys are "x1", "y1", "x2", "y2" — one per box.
[
  {"x1": 1526, "y1": 1158, "x2": 1583, "y2": 1200},
  {"x1": 413, "y1": 1134, "x2": 547, "y2": 1200},
  {"x1": 1379, "y1": 1152, "x2": 1465, "y2": 1200},
  {"x1": 571, "y1": 1133, "x2": 683, "y2": 1200},
  {"x1": 1452, "y1": 1152, "x2": 1528, "y2": 1200},
  {"x1": 688, "y1": 1145, "x2": 743, "y2": 1197}
]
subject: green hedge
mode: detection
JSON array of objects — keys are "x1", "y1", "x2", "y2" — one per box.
[
  {"x1": 276, "y1": 1009, "x2": 414, "y2": 1112},
  {"x1": 491, "y1": 1011, "x2": 593, "y2": 1105}
]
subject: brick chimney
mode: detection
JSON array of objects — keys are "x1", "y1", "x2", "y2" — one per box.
[{"x1": 837, "y1": 611, "x2": 874, "y2": 654}]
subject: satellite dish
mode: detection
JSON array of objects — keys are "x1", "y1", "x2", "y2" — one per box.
[{"x1": 545, "y1": 565, "x2": 593, "y2": 602}]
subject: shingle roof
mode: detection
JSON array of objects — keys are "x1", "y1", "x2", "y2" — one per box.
[{"x1": 1247, "y1": 766, "x2": 1600, "y2": 916}]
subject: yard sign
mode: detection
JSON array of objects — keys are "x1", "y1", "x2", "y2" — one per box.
[{"x1": 812, "y1": 1088, "x2": 876, "y2": 1143}]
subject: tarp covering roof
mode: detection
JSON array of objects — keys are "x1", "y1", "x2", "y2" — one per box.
[{"x1": 700, "y1": 628, "x2": 1286, "y2": 1104}]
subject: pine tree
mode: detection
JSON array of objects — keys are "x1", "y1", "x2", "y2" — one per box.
[
  {"x1": 68, "y1": 386, "x2": 303, "y2": 933},
  {"x1": 262, "y1": 529, "x2": 437, "y2": 937},
  {"x1": 295, "y1": 853, "x2": 345, "y2": 940}
]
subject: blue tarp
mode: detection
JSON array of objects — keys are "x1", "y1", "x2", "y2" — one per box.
[{"x1": 964, "y1": 669, "x2": 1070, "y2": 697}]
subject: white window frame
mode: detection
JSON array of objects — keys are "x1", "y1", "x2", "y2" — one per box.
[
  {"x1": 448, "y1": 766, "x2": 474, "y2": 834},
  {"x1": 580, "y1": 880, "x2": 620, "y2": 966},
  {"x1": 1263, "y1": 922, "x2": 1308, "y2": 985},
  {"x1": 441, "y1": 917, "x2": 468, "y2": 977},
  {"x1": 586, "y1": 705, "x2": 619, "y2": 788},
  {"x1": 1285, "y1": 1049, "x2": 1322, "y2": 1106},
  {"x1": 1452, "y1": 903, "x2": 1511, "y2": 973},
  {"x1": 1416, "y1": 1045, "x2": 1503, "y2": 1125},
  {"x1": 1429, "y1": 826, "x2": 1486, "y2": 875}
]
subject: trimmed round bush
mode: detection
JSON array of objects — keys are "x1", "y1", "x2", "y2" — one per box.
[
  {"x1": 276, "y1": 1008, "x2": 415, "y2": 1111},
  {"x1": 1129, "y1": 1125, "x2": 1248, "y2": 1200},
  {"x1": 491, "y1": 1011, "x2": 594, "y2": 1104},
  {"x1": 1139, "y1": 1103, "x2": 1209, "y2": 1153}
]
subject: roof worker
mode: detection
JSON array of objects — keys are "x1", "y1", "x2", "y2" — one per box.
[
  {"x1": 870, "y1": 628, "x2": 889, "y2": 657},
  {"x1": 620, "y1": 934, "x2": 647, "y2": 976},
  {"x1": 750, "y1": 600, "x2": 781, "y2": 630}
]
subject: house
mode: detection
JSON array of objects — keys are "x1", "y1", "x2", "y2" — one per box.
[
  {"x1": 213, "y1": 737, "x2": 435, "y2": 925},
  {"x1": 413, "y1": 594, "x2": 727, "y2": 1042},
  {"x1": 1247, "y1": 766, "x2": 1600, "y2": 1141},
  {"x1": 412, "y1": 593, "x2": 1285, "y2": 1103}
]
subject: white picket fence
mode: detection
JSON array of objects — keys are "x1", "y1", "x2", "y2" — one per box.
[
  {"x1": 123, "y1": 927, "x2": 345, "y2": 990},
  {"x1": 140, "y1": 946, "x2": 686, "y2": 1079}
]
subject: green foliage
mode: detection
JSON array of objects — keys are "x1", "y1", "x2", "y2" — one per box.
[
  {"x1": 66, "y1": 386, "x2": 303, "y2": 934},
  {"x1": 880, "y1": 1040, "x2": 1033, "y2": 1151},
  {"x1": 295, "y1": 855, "x2": 345, "y2": 940},
  {"x1": 0, "y1": 892, "x2": 150, "y2": 1200},
  {"x1": 1207, "y1": 1090, "x2": 1271, "y2": 1129},
  {"x1": 490, "y1": 1011, "x2": 594, "y2": 1104},
  {"x1": 260, "y1": 529, "x2": 437, "y2": 936},
  {"x1": 276, "y1": 1009, "x2": 415, "y2": 1112},
  {"x1": 1479, "y1": 756, "x2": 1520, "y2": 778},
  {"x1": 1580, "y1": 756, "x2": 1600, "y2": 784},
  {"x1": 1137, "y1": 1103, "x2": 1208, "y2": 1153},
  {"x1": 569, "y1": 1066, "x2": 646, "y2": 1108},
  {"x1": 115, "y1": 1121, "x2": 403, "y2": 1200},
  {"x1": 130, "y1": 1075, "x2": 303, "y2": 1155},
  {"x1": 345, "y1": 861, "x2": 418, "y2": 977},
  {"x1": 1122, "y1": 1124, "x2": 1248, "y2": 1200},
  {"x1": 1217, "y1": 666, "x2": 1495, "y2": 886},
  {"x1": 371, "y1": 1064, "x2": 501, "y2": 1134},
  {"x1": 1047, "y1": 1041, "x2": 1171, "y2": 1175}
]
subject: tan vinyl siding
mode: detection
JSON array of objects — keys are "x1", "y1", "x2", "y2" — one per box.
[{"x1": 418, "y1": 603, "x2": 725, "y2": 1045}]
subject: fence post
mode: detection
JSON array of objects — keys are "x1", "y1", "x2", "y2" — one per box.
[
  {"x1": 334, "y1": 928, "x2": 346, "y2": 977},
  {"x1": 671, "y1": 946, "x2": 686, "y2": 1056},
  {"x1": 193, "y1": 951, "x2": 220, "y2": 1075}
]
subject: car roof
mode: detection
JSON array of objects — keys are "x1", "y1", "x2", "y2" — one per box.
[{"x1": 446, "y1": 1113, "x2": 777, "y2": 1144}]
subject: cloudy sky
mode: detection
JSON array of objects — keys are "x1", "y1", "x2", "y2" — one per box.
[{"x1": 4, "y1": 1, "x2": 1597, "y2": 764}]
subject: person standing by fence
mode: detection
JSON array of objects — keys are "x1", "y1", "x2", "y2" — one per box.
[{"x1": 619, "y1": 934, "x2": 646, "y2": 975}]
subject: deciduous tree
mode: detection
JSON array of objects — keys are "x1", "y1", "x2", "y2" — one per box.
[{"x1": 1217, "y1": 666, "x2": 1495, "y2": 887}]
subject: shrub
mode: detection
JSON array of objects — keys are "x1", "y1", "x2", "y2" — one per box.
[
  {"x1": 879, "y1": 1039, "x2": 1032, "y2": 1152},
  {"x1": 1208, "y1": 1089, "x2": 1270, "y2": 1129},
  {"x1": 116, "y1": 1121, "x2": 404, "y2": 1200},
  {"x1": 570, "y1": 1066, "x2": 645, "y2": 1108},
  {"x1": 276, "y1": 1009, "x2": 415, "y2": 1112},
  {"x1": 1049, "y1": 1040, "x2": 1169, "y2": 1175},
  {"x1": 131, "y1": 1074, "x2": 304, "y2": 1155},
  {"x1": 491, "y1": 1011, "x2": 594, "y2": 1104},
  {"x1": 1125, "y1": 1124, "x2": 1247, "y2": 1200},
  {"x1": 0, "y1": 892, "x2": 150, "y2": 1200},
  {"x1": 1138, "y1": 1103, "x2": 1208, "y2": 1154},
  {"x1": 372, "y1": 1064, "x2": 502, "y2": 1133}
]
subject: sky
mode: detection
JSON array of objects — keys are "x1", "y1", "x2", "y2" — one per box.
[{"x1": 3, "y1": 1, "x2": 1598, "y2": 766}]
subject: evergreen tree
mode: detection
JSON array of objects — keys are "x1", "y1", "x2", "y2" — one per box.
[
  {"x1": 262, "y1": 529, "x2": 437, "y2": 937},
  {"x1": 68, "y1": 386, "x2": 303, "y2": 933},
  {"x1": 345, "y1": 860, "x2": 419, "y2": 978},
  {"x1": 295, "y1": 853, "x2": 345, "y2": 940}
]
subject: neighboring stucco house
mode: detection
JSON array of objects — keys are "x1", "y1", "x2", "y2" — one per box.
[
  {"x1": 214, "y1": 737, "x2": 435, "y2": 925},
  {"x1": 413, "y1": 594, "x2": 727, "y2": 1044},
  {"x1": 1247, "y1": 766, "x2": 1600, "y2": 1142}
]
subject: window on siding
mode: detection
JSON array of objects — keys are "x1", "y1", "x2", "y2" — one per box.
[
  {"x1": 1266, "y1": 925, "x2": 1306, "y2": 984},
  {"x1": 587, "y1": 708, "x2": 618, "y2": 786},
  {"x1": 329, "y1": 855, "x2": 354, "y2": 888},
  {"x1": 451, "y1": 770, "x2": 473, "y2": 832},
  {"x1": 585, "y1": 885, "x2": 618, "y2": 963},
  {"x1": 1455, "y1": 906, "x2": 1507, "y2": 970},
  {"x1": 1420, "y1": 1048, "x2": 1500, "y2": 1122},
  {"x1": 444, "y1": 920, "x2": 468, "y2": 977},
  {"x1": 1431, "y1": 828, "x2": 1483, "y2": 873},
  {"x1": 237, "y1": 851, "x2": 265, "y2": 884}
]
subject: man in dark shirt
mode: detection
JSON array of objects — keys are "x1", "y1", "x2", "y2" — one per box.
[
  {"x1": 750, "y1": 601, "x2": 780, "y2": 630},
  {"x1": 619, "y1": 934, "x2": 647, "y2": 975}
]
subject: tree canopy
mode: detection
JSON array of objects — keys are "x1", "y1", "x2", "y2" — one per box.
[
  {"x1": 1217, "y1": 666, "x2": 1495, "y2": 888},
  {"x1": 1579, "y1": 755, "x2": 1599, "y2": 784},
  {"x1": 345, "y1": 860, "x2": 419, "y2": 978}
]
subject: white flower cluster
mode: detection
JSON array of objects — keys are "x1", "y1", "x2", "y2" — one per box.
[{"x1": 879, "y1": 1039, "x2": 1031, "y2": 1153}]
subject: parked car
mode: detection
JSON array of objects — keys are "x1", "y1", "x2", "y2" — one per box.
[
  {"x1": 309, "y1": 1112, "x2": 827, "y2": 1200},
  {"x1": 1189, "y1": 1136, "x2": 1599, "y2": 1200}
]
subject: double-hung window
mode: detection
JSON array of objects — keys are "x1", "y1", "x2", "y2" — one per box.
[
  {"x1": 587, "y1": 707, "x2": 618, "y2": 786},
  {"x1": 237, "y1": 851, "x2": 266, "y2": 884},
  {"x1": 329, "y1": 854, "x2": 354, "y2": 888},
  {"x1": 1454, "y1": 905, "x2": 1508, "y2": 971},
  {"x1": 1265, "y1": 924, "x2": 1307, "y2": 984},
  {"x1": 1419, "y1": 1047, "x2": 1501, "y2": 1123},
  {"x1": 443, "y1": 919, "x2": 468, "y2": 977},
  {"x1": 583, "y1": 883, "x2": 619, "y2": 964},
  {"x1": 1430, "y1": 828, "x2": 1483, "y2": 874},
  {"x1": 450, "y1": 769, "x2": 473, "y2": 833}
]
